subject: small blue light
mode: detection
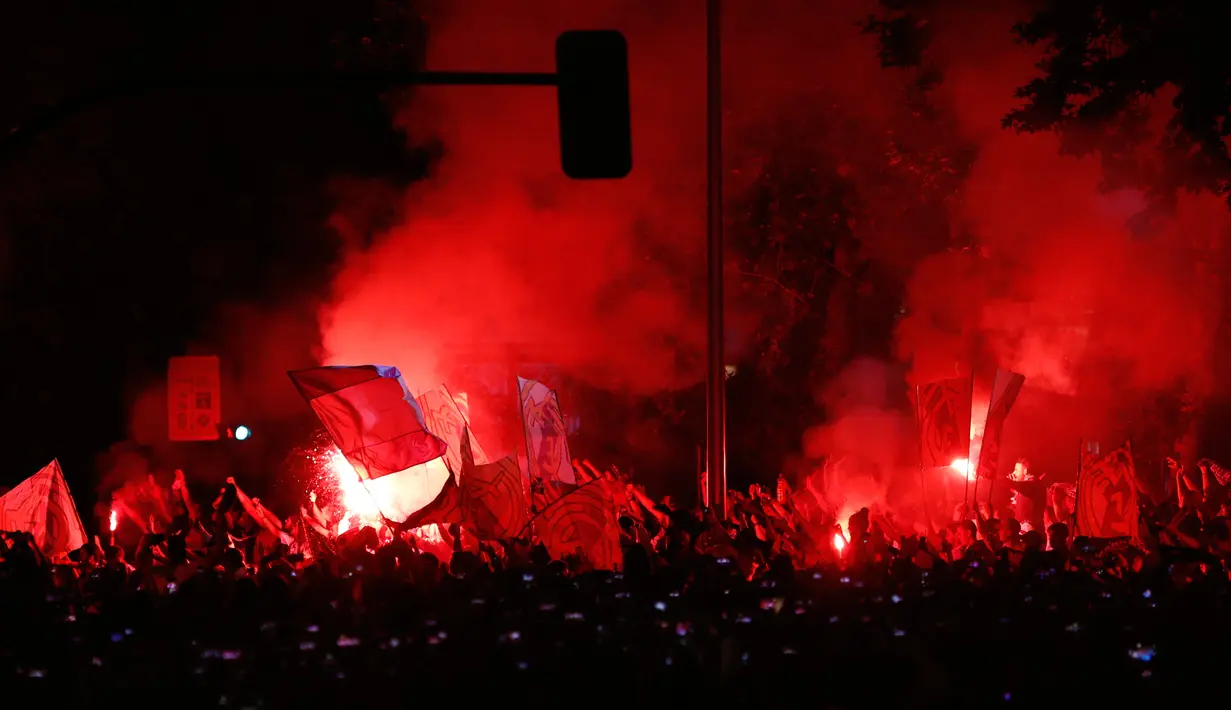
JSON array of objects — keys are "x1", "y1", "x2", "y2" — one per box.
[{"x1": 234, "y1": 426, "x2": 251, "y2": 441}]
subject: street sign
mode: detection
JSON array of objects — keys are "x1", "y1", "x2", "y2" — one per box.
[{"x1": 168, "y1": 356, "x2": 221, "y2": 441}]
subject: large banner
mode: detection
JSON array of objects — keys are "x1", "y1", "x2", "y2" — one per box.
[
  {"x1": 0, "y1": 460, "x2": 87, "y2": 557},
  {"x1": 517, "y1": 377, "x2": 578, "y2": 487},
  {"x1": 519, "y1": 364, "x2": 579, "y2": 434},
  {"x1": 975, "y1": 369, "x2": 1027, "y2": 479},
  {"x1": 912, "y1": 377, "x2": 973, "y2": 468},
  {"x1": 168, "y1": 356, "x2": 222, "y2": 441},
  {"x1": 289, "y1": 365, "x2": 450, "y2": 524},
  {"x1": 1076, "y1": 441, "x2": 1139, "y2": 539},
  {"x1": 536, "y1": 479, "x2": 621, "y2": 570},
  {"x1": 288, "y1": 365, "x2": 446, "y2": 480},
  {"x1": 418, "y1": 386, "x2": 490, "y2": 477},
  {"x1": 459, "y1": 428, "x2": 528, "y2": 540}
]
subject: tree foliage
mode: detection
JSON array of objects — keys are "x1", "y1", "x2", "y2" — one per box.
[
  {"x1": 1006, "y1": 1, "x2": 1231, "y2": 207},
  {"x1": 723, "y1": 89, "x2": 971, "y2": 479},
  {"x1": 868, "y1": 0, "x2": 1231, "y2": 208}
]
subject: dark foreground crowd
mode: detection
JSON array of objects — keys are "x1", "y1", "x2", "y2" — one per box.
[{"x1": 3, "y1": 459, "x2": 1231, "y2": 710}]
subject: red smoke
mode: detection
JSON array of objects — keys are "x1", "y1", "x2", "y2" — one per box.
[
  {"x1": 319, "y1": 0, "x2": 924, "y2": 392},
  {"x1": 321, "y1": 1, "x2": 708, "y2": 395},
  {"x1": 115, "y1": 1, "x2": 1231, "y2": 496},
  {"x1": 897, "y1": 5, "x2": 1227, "y2": 419}
]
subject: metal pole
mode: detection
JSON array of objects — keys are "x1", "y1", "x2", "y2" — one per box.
[
  {"x1": 0, "y1": 71, "x2": 558, "y2": 160},
  {"x1": 705, "y1": 0, "x2": 727, "y2": 519}
]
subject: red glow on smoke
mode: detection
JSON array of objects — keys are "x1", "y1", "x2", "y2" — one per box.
[{"x1": 113, "y1": 1, "x2": 1231, "y2": 503}]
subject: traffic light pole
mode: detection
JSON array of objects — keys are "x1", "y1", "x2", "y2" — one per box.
[
  {"x1": 0, "y1": 70, "x2": 557, "y2": 160},
  {"x1": 705, "y1": 0, "x2": 727, "y2": 519}
]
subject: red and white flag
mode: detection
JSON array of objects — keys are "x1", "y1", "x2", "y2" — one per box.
[
  {"x1": 1077, "y1": 442, "x2": 1139, "y2": 539},
  {"x1": 975, "y1": 369, "x2": 1026, "y2": 479},
  {"x1": 536, "y1": 479, "x2": 621, "y2": 570},
  {"x1": 289, "y1": 365, "x2": 449, "y2": 523},
  {"x1": 0, "y1": 460, "x2": 87, "y2": 557},
  {"x1": 517, "y1": 377, "x2": 577, "y2": 487},
  {"x1": 418, "y1": 385, "x2": 490, "y2": 478},
  {"x1": 459, "y1": 428, "x2": 528, "y2": 540}
]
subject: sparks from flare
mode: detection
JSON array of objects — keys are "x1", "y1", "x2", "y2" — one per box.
[
  {"x1": 298, "y1": 431, "x2": 442, "y2": 544},
  {"x1": 322, "y1": 446, "x2": 383, "y2": 534}
]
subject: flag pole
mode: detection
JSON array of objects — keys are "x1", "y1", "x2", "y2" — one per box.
[
  {"x1": 704, "y1": 0, "x2": 727, "y2": 520},
  {"x1": 915, "y1": 384, "x2": 934, "y2": 533},
  {"x1": 514, "y1": 376, "x2": 537, "y2": 518},
  {"x1": 697, "y1": 444, "x2": 704, "y2": 507},
  {"x1": 1072, "y1": 438, "x2": 1083, "y2": 537},
  {"x1": 971, "y1": 371, "x2": 996, "y2": 512},
  {"x1": 1126, "y1": 437, "x2": 1143, "y2": 539},
  {"x1": 970, "y1": 465, "x2": 978, "y2": 510},
  {"x1": 962, "y1": 368, "x2": 975, "y2": 514}
]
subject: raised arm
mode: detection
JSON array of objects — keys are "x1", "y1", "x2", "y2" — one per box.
[
  {"x1": 172, "y1": 469, "x2": 199, "y2": 521},
  {"x1": 227, "y1": 477, "x2": 284, "y2": 538}
]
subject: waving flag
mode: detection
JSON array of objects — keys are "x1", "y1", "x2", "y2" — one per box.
[
  {"x1": 517, "y1": 377, "x2": 577, "y2": 487},
  {"x1": 460, "y1": 428, "x2": 528, "y2": 540},
  {"x1": 289, "y1": 365, "x2": 447, "y2": 480},
  {"x1": 397, "y1": 475, "x2": 464, "y2": 530},
  {"x1": 0, "y1": 460, "x2": 87, "y2": 557},
  {"x1": 911, "y1": 377, "x2": 973, "y2": 468},
  {"x1": 975, "y1": 369, "x2": 1026, "y2": 479},
  {"x1": 1077, "y1": 441, "x2": 1139, "y2": 539},
  {"x1": 418, "y1": 385, "x2": 490, "y2": 478},
  {"x1": 535, "y1": 479, "x2": 621, "y2": 570}
]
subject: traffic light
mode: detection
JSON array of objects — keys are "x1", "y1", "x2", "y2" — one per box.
[{"x1": 555, "y1": 30, "x2": 632, "y2": 179}]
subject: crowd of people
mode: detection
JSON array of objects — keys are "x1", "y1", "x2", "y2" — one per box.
[{"x1": 3, "y1": 454, "x2": 1230, "y2": 708}]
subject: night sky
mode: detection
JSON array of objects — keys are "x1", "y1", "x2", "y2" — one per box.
[{"x1": 0, "y1": 1, "x2": 428, "y2": 503}]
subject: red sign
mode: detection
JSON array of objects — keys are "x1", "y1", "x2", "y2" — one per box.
[{"x1": 168, "y1": 356, "x2": 221, "y2": 441}]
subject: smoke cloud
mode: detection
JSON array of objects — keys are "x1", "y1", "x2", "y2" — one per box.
[
  {"x1": 114, "y1": 0, "x2": 1231, "y2": 495},
  {"x1": 319, "y1": 1, "x2": 709, "y2": 396},
  {"x1": 892, "y1": 4, "x2": 1229, "y2": 473},
  {"x1": 317, "y1": 0, "x2": 929, "y2": 389}
]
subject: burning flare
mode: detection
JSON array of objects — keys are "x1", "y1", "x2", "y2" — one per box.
[
  {"x1": 323, "y1": 447, "x2": 384, "y2": 534},
  {"x1": 833, "y1": 532, "x2": 846, "y2": 554},
  {"x1": 310, "y1": 441, "x2": 443, "y2": 544},
  {"x1": 109, "y1": 509, "x2": 118, "y2": 533},
  {"x1": 950, "y1": 458, "x2": 973, "y2": 480}
]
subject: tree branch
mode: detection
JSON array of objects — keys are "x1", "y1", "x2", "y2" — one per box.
[{"x1": 738, "y1": 270, "x2": 808, "y2": 304}]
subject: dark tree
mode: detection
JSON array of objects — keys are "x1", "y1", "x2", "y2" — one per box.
[
  {"x1": 867, "y1": 1, "x2": 1231, "y2": 209},
  {"x1": 1002, "y1": 2, "x2": 1231, "y2": 469},
  {"x1": 1005, "y1": 1, "x2": 1231, "y2": 208},
  {"x1": 723, "y1": 91, "x2": 971, "y2": 482},
  {"x1": 866, "y1": 0, "x2": 1231, "y2": 472}
]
